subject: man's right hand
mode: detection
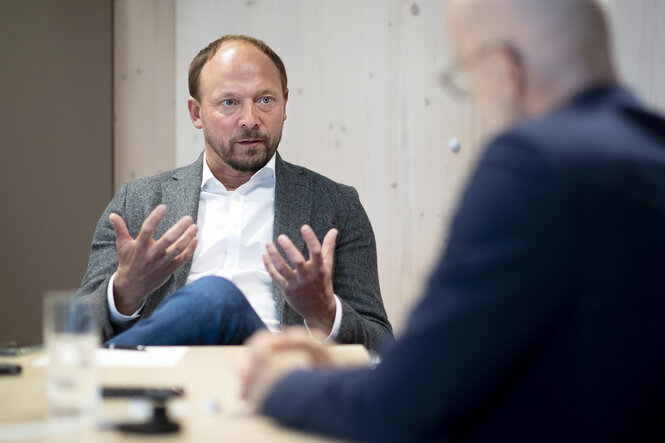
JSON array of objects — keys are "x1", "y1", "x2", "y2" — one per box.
[{"x1": 110, "y1": 204, "x2": 198, "y2": 315}]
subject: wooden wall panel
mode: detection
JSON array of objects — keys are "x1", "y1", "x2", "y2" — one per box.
[{"x1": 114, "y1": 0, "x2": 175, "y2": 189}]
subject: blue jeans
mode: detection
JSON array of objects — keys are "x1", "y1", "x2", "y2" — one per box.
[{"x1": 106, "y1": 276, "x2": 267, "y2": 346}]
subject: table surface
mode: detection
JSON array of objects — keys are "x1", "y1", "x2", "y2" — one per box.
[{"x1": 0, "y1": 345, "x2": 368, "y2": 442}]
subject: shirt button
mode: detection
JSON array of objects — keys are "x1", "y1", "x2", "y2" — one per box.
[{"x1": 234, "y1": 195, "x2": 241, "y2": 202}]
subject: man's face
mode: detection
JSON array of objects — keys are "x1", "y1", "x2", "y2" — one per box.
[{"x1": 190, "y1": 42, "x2": 288, "y2": 172}]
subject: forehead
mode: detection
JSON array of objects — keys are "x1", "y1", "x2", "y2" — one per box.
[
  {"x1": 446, "y1": 0, "x2": 475, "y2": 56},
  {"x1": 198, "y1": 41, "x2": 283, "y2": 96}
]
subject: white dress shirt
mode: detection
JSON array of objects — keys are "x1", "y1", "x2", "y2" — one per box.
[{"x1": 107, "y1": 153, "x2": 342, "y2": 339}]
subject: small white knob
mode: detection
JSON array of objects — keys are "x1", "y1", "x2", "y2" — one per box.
[{"x1": 449, "y1": 138, "x2": 461, "y2": 153}]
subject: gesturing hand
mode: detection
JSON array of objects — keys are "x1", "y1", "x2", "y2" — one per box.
[
  {"x1": 110, "y1": 204, "x2": 198, "y2": 315},
  {"x1": 263, "y1": 225, "x2": 338, "y2": 334},
  {"x1": 237, "y1": 328, "x2": 371, "y2": 408}
]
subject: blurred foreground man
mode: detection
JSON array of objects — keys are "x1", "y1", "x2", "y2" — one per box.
[{"x1": 239, "y1": 1, "x2": 665, "y2": 441}]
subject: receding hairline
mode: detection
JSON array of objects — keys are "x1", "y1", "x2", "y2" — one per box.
[
  {"x1": 188, "y1": 34, "x2": 288, "y2": 101},
  {"x1": 448, "y1": 0, "x2": 612, "y2": 72}
]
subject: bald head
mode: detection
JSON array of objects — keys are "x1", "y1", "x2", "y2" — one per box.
[{"x1": 447, "y1": 0, "x2": 616, "y2": 127}]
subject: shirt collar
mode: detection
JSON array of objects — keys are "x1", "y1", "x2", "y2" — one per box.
[{"x1": 201, "y1": 151, "x2": 276, "y2": 192}]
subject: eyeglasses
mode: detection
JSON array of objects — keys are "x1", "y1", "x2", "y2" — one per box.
[{"x1": 439, "y1": 41, "x2": 520, "y2": 100}]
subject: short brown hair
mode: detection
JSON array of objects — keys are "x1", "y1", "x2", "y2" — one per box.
[{"x1": 188, "y1": 34, "x2": 288, "y2": 101}]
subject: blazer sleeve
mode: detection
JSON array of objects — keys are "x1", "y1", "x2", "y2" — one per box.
[
  {"x1": 262, "y1": 135, "x2": 573, "y2": 442},
  {"x1": 331, "y1": 186, "x2": 394, "y2": 351},
  {"x1": 76, "y1": 184, "x2": 136, "y2": 341}
]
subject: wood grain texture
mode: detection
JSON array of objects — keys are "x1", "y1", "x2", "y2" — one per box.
[{"x1": 114, "y1": 0, "x2": 175, "y2": 189}]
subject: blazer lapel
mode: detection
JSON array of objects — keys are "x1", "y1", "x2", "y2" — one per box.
[
  {"x1": 161, "y1": 153, "x2": 204, "y2": 290},
  {"x1": 273, "y1": 153, "x2": 313, "y2": 322}
]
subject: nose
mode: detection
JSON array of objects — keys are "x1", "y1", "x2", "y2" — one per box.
[{"x1": 238, "y1": 102, "x2": 259, "y2": 129}]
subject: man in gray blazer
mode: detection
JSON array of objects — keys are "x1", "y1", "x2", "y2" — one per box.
[{"x1": 78, "y1": 34, "x2": 392, "y2": 351}]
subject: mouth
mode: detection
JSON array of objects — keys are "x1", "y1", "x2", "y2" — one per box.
[{"x1": 235, "y1": 139, "x2": 264, "y2": 146}]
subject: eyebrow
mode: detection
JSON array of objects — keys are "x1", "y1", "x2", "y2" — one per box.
[{"x1": 216, "y1": 89, "x2": 280, "y2": 99}]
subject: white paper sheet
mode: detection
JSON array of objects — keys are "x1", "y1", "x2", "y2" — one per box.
[{"x1": 33, "y1": 346, "x2": 189, "y2": 367}]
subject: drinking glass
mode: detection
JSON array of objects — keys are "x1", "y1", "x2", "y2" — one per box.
[{"x1": 43, "y1": 290, "x2": 100, "y2": 425}]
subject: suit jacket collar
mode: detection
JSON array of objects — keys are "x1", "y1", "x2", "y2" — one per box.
[
  {"x1": 162, "y1": 152, "x2": 204, "y2": 290},
  {"x1": 566, "y1": 85, "x2": 639, "y2": 114},
  {"x1": 274, "y1": 152, "x2": 311, "y2": 253},
  {"x1": 272, "y1": 152, "x2": 313, "y2": 320}
]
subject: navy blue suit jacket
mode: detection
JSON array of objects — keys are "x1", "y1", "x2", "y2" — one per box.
[{"x1": 262, "y1": 87, "x2": 665, "y2": 442}]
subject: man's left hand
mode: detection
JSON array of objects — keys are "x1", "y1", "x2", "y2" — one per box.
[
  {"x1": 263, "y1": 225, "x2": 338, "y2": 334},
  {"x1": 238, "y1": 327, "x2": 369, "y2": 408},
  {"x1": 237, "y1": 329, "x2": 319, "y2": 407}
]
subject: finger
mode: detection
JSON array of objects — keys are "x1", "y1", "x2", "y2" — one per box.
[
  {"x1": 237, "y1": 330, "x2": 275, "y2": 393},
  {"x1": 263, "y1": 252, "x2": 289, "y2": 289},
  {"x1": 280, "y1": 328, "x2": 340, "y2": 367},
  {"x1": 282, "y1": 327, "x2": 322, "y2": 347},
  {"x1": 247, "y1": 331, "x2": 288, "y2": 368},
  {"x1": 236, "y1": 356, "x2": 253, "y2": 399},
  {"x1": 277, "y1": 234, "x2": 307, "y2": 273},
  {"x1": 163, "y1": 237, "x2": 199, "y2": 275},
  {"x1": 136, "y1": 204, "x2": 168, "y2": 244},
  {"x1": 175, "y1": 236, "x2": 198, "y2": 264},
  {"x1": 265, "y1": 242, "x2": 296, "y2": 280},
  {"x1": 109, "y1": 213, "x2": 132, "y2": 246},
  {"x1": 161, "y1": 224, "x2": 198, "y2": 262},
  {"x1": 300, "y1": 225, "x2": 324, "y2": 267},
  {"x1": 237, "y1": 346, "x2": 264, "y2": 400},
  {"x1": 153, "y1": 215, "x2": 194, "y2": 256},
  {"x1": 321, "y1": 228, "x2": 338, "y2": 268},
  {"x1": 245, "y1": 329, "x2": 279, "y2": 348},
  {"x1": 247, "y1": 328, "x2": 329, "y2": 368}
]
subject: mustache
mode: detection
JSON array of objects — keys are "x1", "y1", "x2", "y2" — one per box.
[{"x1": 229, "y1": 129, "x2": 269, "y2": 145}]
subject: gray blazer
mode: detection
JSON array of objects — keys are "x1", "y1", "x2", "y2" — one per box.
[{"x1": 78, "y1": 152, "x2": 393, "y2": 350}]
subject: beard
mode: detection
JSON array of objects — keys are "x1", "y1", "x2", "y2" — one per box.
[{"x1": 203, "y1": 124, "x2": 283, "y2": 173}]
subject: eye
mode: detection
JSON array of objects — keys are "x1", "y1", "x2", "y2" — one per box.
[
  {"x1": 222, "y1": 99, "x2": 235, "y2": 107},
  {"x1": 259, "y1": 97, "x2": 272, "y2": 104}
]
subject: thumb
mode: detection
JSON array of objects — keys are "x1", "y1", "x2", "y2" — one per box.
[{"x1": 109, "y1": 213, "x2": 132, "y2": 247}]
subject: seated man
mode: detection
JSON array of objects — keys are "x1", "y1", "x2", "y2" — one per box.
[
  {"x1": 77, "y1": 34, "x2": 393, "y2": 351},
  {"x1": 239, "y1": 0, "x2": 665, "y2": 441}
]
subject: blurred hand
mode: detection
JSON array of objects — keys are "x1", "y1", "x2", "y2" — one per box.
[
  {"x1": 237, "y1": 327, "x2": 370, "y2": 408},
  {"x1": 111, "y1": 204, "x2": 198, "y2": 315},
  {"x1": 263, "y1": 225, "x2": 338, "y2": 334}
]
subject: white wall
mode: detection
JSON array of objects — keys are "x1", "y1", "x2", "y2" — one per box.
[
  {"x1": 603, "y1": 0, "x2": 665, "y2": 112},
  {"x1": 115, "y1": 0, "x2": 665, "y2": 333}
]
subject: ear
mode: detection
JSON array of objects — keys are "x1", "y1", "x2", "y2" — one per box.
[
  {"x1": 188, "y1": 97, "x2": 204, "y2": 129},
  {"x1": 282, "y1": 88, "x2": 289, "y2": 121},
  {"x1": 493, "y1": 44, "x2": 526, "y2": 105}
]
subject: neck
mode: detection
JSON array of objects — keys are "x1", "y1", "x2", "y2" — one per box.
[
  {"x1": 205, "y1": 148, "x2": 256, "y2": 191},
  {"x1": 527, "y1": 56, "x2": 617, "y2": 118}
]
